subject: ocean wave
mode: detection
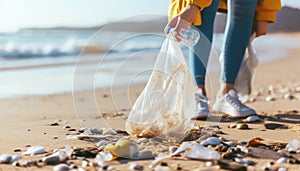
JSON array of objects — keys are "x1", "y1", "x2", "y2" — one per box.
[{"x1": 0, "y1": 39, "x2": 81, "y2": 58}]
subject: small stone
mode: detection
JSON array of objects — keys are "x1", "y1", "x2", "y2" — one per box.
[
  {"x1": 54, "y1": 136, "x2": 58, "y2": 139},
  {"x1": 234, "y1": 157, "x2": 255, "y2": 165},
  {"x1": 68, "y1": 128, "x2": 77, "y2": 132},
  {"x1": 43, "y1": 155, "x2": 60, "y2": 165},
  {"x1": 283, "y1": 92, "x2": 294, "y2": 100},
  {"x1": 102, "y1": 128, "x2": 117, "y2": 135},
  {"x1": 25, "y1": 144, "x2": 31, "y2": 147},
  {"x1": 96, "y1": 140, "x2": 109, "y2": 148},
  {"x1": 14, "y1": 149, "x2": 22, "y2": 152},
  {"x1": 276, "y1": 157, "x2": 287, "y2": 163},
  {"x1": 228, "y1": 124, "x2": 237, "y2": 128},
  {"x1": 50, "y1": 123, "x2": 59, "y2": 126},
  {"x1": 0, "y1": 154, "x2": 12, "y2": 164},
  {"x1": 137, "y1": 138, "x2": 149, "y2": 144},
  {"x1": 63, "y1": 125, "x2": 71, "y2": 129},
  {"x1": 103, "y1": 94, "x2": 109, "y2": 98},
  {"x1": 129, "y1": 163, "x2": 144, "y2": 170},
  {"x1": 205, "y1": 161, "x2": 213, "y2": 167},
  {"x1": 245, "y1": 115, "x2": 260, "y2": 122},
  {"x1": 236, "y1": 123, "x2": 249, "y2": 130},
  {"x1": 53, "y1": 163, "x2": 70, "y2": 171},
  {"x1": 23, "y1": 146, "x2": 46, "y2": 156},
  {"x1": 27, "y1": 128, "x2": 31, "y2": 131},
  {"x1": 265, "y1": 123, "x2": 288, "y2": 130},
  {"x1": 265, "y1": 96, "x2": 275, "y2": 102}
]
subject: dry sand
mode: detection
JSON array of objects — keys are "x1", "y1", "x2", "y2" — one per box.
[{"x1": 0, "y1": 33, "x2": 300, "y2": 171}]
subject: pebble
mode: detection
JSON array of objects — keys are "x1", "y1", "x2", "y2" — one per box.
[
  {"x1": 50, "y1": 123, "x2": 59, "y2": 126},
  {"x1": 53, "y1": 163, "x2": 70, "y2": 171},
  {"x1": 96, "y1": 140, "x2": 109, "y2": 148},
  {"x1": 43, "y1": 155, "x2": 61, "y2": 165},
  {"x1": 129, "y1": 162, "x2": 144, "y2": 170},
  {"x1": 228, "y1": 124, "x2": 237, "y2": 128},
  {"x1": 0, "y1": 154, "x2": 12, "y2": 164},
  {"x1": 246, "y1": 115, "x2": 260, "y2": 122},
  {"x1": 63, "y1": 125, "x2": 71, "y2": 129},
  {"x1": 276, "y1": 157, "x2": 288, "y2": 163},
  {"x1": 236, "y1": 123, "x2": 249, "y2": 130},
  {"x1": 137, "y1": 138, "x2": 149, "y2": 144},
  {"x1": 102, "y1": 128, "x2": 117, "y2": 135},
  {"x1": 23, "y1": 146, "x2": 46, "y2": 156},
  {"x1": 10, "y1": 155, "x2": 20, "y2": 163},
  {"x1": 205, "y1": 161, "x2": 214, "y2": 167},
  {"x1": 14, "y1": 148, "x2": 22, "y2": 152},
  {"x1": 68, "y1": 128, "x2": 77, "y2": 132},
  {"x1": 236, "y1": 145, "x2": 249, "y2": 153},
  {"x1": 283, "y1": 92, "x2": 294, "y2": 100},
  {"x1": 265, "y1": 96, "x2": 276, "y2": 102},
  {"x1": 278, "y1": 168, "x2": 287, "y2": 171},
  {"x1": 200, "y1": 137, "x2": 221, "y2": 146},
  {"x1": 234, "y1": 157, "x2": 255, "y2": 165}
]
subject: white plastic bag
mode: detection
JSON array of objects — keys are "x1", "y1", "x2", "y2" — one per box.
[
  {"x1": 125, "y1": 36, "x2": 195, "y2": 139},
  {"x1": 220, "y1": 35, "x2": 258, "y2": 96}
]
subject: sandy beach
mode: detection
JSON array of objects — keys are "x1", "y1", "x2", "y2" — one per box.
[{"x1": 0, "y1": 33, "x2": 300, "y2": 171}]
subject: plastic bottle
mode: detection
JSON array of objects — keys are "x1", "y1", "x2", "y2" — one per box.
[{"x1": 168, "y1": 26, "x2": 200, "y2": 47}]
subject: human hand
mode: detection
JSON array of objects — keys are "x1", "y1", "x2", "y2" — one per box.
[
  {"x1": 164, "y1": 4, "x2": 199, "y2": 41},
  {"x1": 254, "y1": 21, "x2": 269, "y2": 37}
]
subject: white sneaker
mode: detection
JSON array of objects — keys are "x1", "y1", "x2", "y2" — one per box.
[
  {"x1": 212, "y1": 90, "x2": 256, "y2": 117},
  {"x1": 191, "y1": 89, "x2": 210, "y2": 119}
]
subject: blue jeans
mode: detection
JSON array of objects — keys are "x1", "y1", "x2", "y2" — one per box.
[{"x1": 190, "y1": 0, "x2": 258, "y2": 85}]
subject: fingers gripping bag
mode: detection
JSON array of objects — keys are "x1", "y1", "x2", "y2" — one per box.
[{"x1": 125, "y1": 35, "x2": 195, "y2": 140}]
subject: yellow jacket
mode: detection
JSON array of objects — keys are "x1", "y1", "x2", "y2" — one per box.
[{"x1": 168, "y1": 0, "x2": 281, "y2": 26}]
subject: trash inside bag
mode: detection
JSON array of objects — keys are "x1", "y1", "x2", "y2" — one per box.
[
  {"x1": 125, "y1": 35, "x2": 195, "y2": 140},
  {"x1": 220, "y1": 35, "x2": 258, "y2": 97}
]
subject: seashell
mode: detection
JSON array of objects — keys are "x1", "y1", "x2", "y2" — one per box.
[
  {"x1": 236, "y1": 145, "x2": 249, "y2": 154},
  {"x1": 283, "y1": 92, "x2": 294, "y2": 100},
  {"x1": 0, "y1": 154, "x2": 12, "y2": 164},
  {"x1": 245, "y1": 115, "x2": 260, "y2": 122},
  {"x1": 236, "y1": 123, "x2": 249, "y2": 130},
  {"x1": 53, "y1": 163, "x2": 70, "y2": 171},
  {"x1": 23, "y1": 146, "x2": 45, "y2": 156},
  {"x1": 200, "y1": 137, "x2": 220, "y2": 146},
  {"x1": 128, "y1": 162, "x2": 144, "y2": 170},
  {"x1": 137, "y1": 138, "x2": 149, "y2": 144},
  {"x1": 234, "y1": 157, "x2": 255, "y2": 165},
  {"x1": 102, "y1": 128, "x2": 117, "y2": 135},
  {"x1": 265, "y1": 96, "x2": 276, "y2": 102},
  {"x1": 276, "y1": 157, "x2": 288, "y2": 163},
  {"x1": 285, "y1": 139, "x2": 300, "y2": 153},
  {"x1": 96, "y1": 140, "x2": 109, "y2": 148},
  {"x1": 183, "y1": 143, "x2": 221, "y2": 160}
]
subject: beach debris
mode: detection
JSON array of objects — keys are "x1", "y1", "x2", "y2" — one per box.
[
  {"x1": 283, "y1": 92, "x2": 294, "y2": 100},
  {"x1": 0, "y1": 154, "x2": 12, "y2": 164},
  {"x1": 218, "y1": 160, "x2": 247, "y2": 171},
  {"x1": 265, "y1": 123, "x2": 289, "y2": 130},
  {"x1": 245, "y1": 115, "x2": 260, "y2": 122},
  {"x1": 50, "y1": 122, "x2": 59, "y2": 126},
  {"x1": 276, "y1": 157, "x2": 288, "y2": 163},
  {"x1": 128, "y1": 162, "x2": 144, "y2": 170},
  {"x1": 182, "y1": 143, "x2": 221, "y2": 160},
  {"x1": 265, "y1": 96, "x2": 276, "y2": 102},
  {"x1": 247, "y1": 137, "x2": 267, "y2": 147},
  {"x1": 94, "y1": 151, "x2": 114, "y2": 163},
  {"x1": 234, "y1": 157, "x2": 256, "y2": 165},
  {"x1": 236, "y1": 145, "x2": 249, "y2": 154},
  {"x1": 168, "y1": 146, "x2": 178, "y2": 154},
  {"x1": 43, "y1": 146, "x2": 72, "y2": 165},
  {"x1": 137, "y1": 150, "x2": 153, "y2": 159},
  {"x1": 96, "y1": 140, "x2": 109, "y2": 148},
  {"x1": 136, "y1": 138, "x2": 149, "y2": 144},
  {"x1": 23, "y1": 146, "x2": 46, "y2": 156},
  {"x1": 105, "y1": 140, "x2": 139, "y2": 159},
  {"x1": 200, "y1": 137, "x2": 221, "y2": 146},
  {"x1": 13, "y1": 148, "x2": 22, "y2": 152},
  {"x1": 285, "y1": 139, "x2": 300, "y2": 153},
  {"x1": 236, "y1": 123, "x2": 249, "y2": 130},
  {"x1": 74, "y1": 147, "x2": 99, "y2": 158},
  {"x1": 102, "y1": 128, "x2": 117, "y2": 135},
  {"x1": 53, "y1": 163, "x2": 70, "y2": 171}
]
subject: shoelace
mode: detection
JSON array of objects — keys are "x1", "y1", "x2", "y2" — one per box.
[
  {"x1": 196, "y1": 94, "x2": 209, "y2": 107},
  {"x1": 226, "y1": 95, "x2": 246, "y2": 110}
]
